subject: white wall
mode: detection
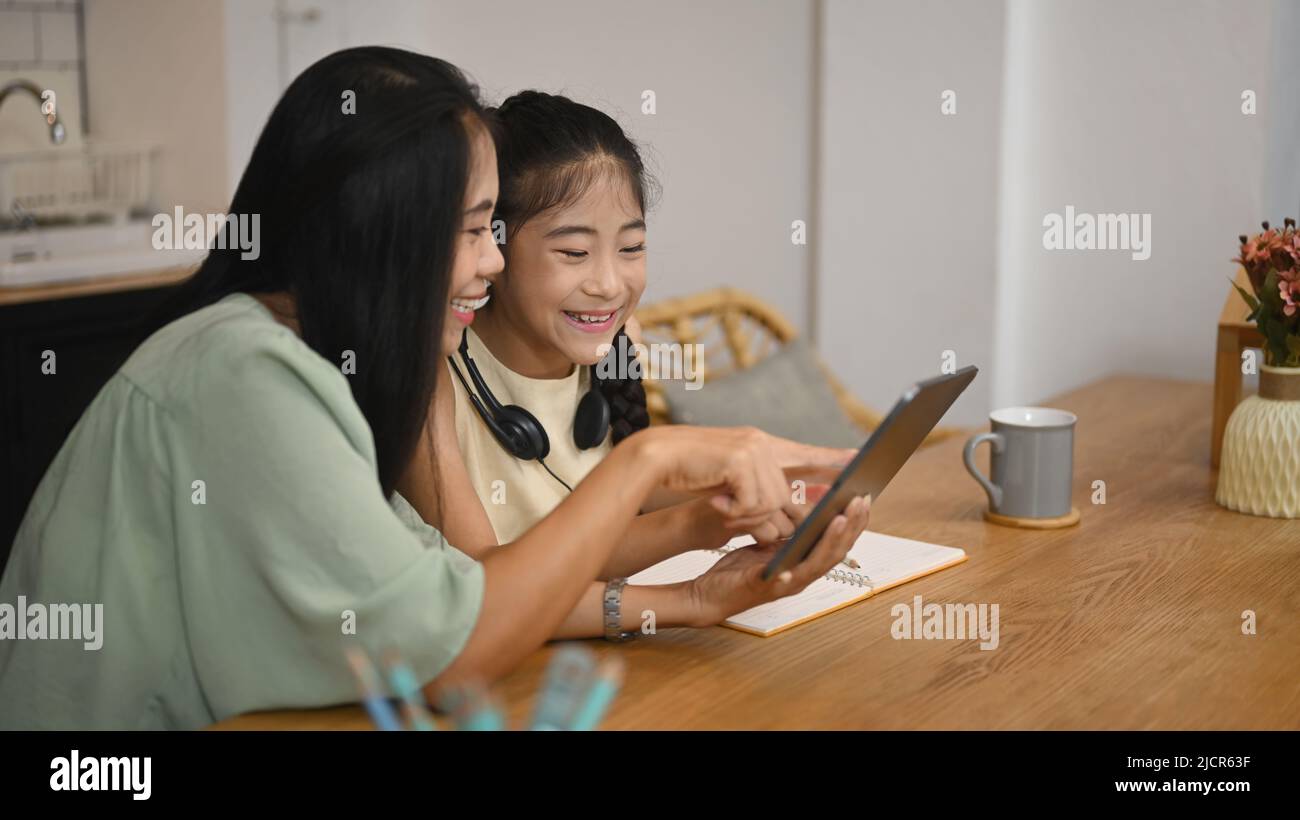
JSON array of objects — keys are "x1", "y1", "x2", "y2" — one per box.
[
  {"x1": 83, "y1": 0, "x2": 229, "y2": 214},
  {"x1": 78, "y1": 0, "x2": 1300, "y2": 424},
  {"x1": 1264, "y1": 0, "x2": 1300, "y2": 219},
  {"x1": 818, "y1": 0, "x2": 1293, "y2": 423},
  {"x1": 222, "y1": 0, "x2": 817, "y2": 330},
  {"x1": 817, "y1": 0, "x2": 1005, "y2": 425},
  {"x1": 993, "y1": 0, "x2": 1278, "y2": 409}
]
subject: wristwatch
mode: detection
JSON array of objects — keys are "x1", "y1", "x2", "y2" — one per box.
[{"x1": 602, "y1": 577, "x2": 636, "y2": 642}]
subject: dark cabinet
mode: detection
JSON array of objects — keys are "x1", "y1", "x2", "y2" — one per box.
[{"x1": 1, "y1": 284, "x2": 182, "y2": 571}]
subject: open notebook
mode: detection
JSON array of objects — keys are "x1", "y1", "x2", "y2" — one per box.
[{"x1": 628, "y1": 532, "x2": 967, "y2": 637}]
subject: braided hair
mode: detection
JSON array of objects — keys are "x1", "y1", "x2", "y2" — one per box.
[
  {"x1": 489, "y1": 90, "x2": 657, "y2": 444},
  {"x1": 595, "y1": 326, "x2": 650, "y2": 443}
]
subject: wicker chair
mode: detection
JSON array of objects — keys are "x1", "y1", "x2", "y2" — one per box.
[{"x1": 633, "y1": 287, "x2": 960, "y2": 446}]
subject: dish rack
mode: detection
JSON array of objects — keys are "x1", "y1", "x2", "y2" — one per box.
[{"x1": 0, "y1": 143, "x2": 160, "y2": 224}]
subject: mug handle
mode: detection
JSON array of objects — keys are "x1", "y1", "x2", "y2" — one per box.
[{"x1": 963, "y1": 432, "x2": 1005, "y2": 510}]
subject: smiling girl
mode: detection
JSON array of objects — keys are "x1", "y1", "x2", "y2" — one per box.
[
  {"x1": 439, "y1": 90, "x2": 655, "y2": 542},
  {"x1": 399, "y1": 92, "x2": 864, "y2": 641}
]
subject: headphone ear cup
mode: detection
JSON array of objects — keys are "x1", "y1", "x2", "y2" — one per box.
[
  {"x1": 496, "y1": 405, "x2": 550, "y2": 461},
  {"x1": 573, "y1": 388, "x2": 611, "y2": 450}
]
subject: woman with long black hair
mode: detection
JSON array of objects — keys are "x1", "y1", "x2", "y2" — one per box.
[{"x1": 0, "y1": 48, "x2": 869, "y2": 729}]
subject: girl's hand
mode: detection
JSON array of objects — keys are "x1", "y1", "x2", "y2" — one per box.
[{"x1": 684, "y1": 494, "x2": 871, "y2": 627}]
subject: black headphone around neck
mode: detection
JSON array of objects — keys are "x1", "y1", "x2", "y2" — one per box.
[{"x1": 447, "y1": 329, "x2": 611, "y2": 473}]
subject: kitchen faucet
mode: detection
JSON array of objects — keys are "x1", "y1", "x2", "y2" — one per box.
[{"x1": 0, "y1": 79, "x2": 67, "y2": 145}]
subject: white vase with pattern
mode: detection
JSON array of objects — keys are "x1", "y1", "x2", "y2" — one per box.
[{"x1": 1216, "y1": 365, "x2": 1300, "y2": 518}]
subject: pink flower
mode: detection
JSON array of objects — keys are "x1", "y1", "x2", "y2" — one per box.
[
  {"x1": 1245, "y1": 238, "x2": 1273, "y2": 266},
  {"x1": 1280, "y1": 278, "x2": 1300, "y2": 317}
]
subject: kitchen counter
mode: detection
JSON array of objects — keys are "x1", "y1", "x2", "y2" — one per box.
[{"x1": 0, "y1": 265, "x2": 194, "y2": 306}]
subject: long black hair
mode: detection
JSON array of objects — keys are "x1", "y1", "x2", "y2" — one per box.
[
  {"x1": 489, "y1": 90, "x2": 656, "y2": 444},
  {"x1": 160, "y1": 47, "x2": 487, "y2": 495}
]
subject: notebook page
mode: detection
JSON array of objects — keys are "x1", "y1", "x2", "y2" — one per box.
[
  {"x1": 839, "y1": 531, "x2": 967, "y2": 592},
  {"x1": 628, "y1": 532, "x2": 965, "y2": 636},
  {"x1": 626, "y1": 534, "x2": 754, "y2": 585},
  {"x1": 724, "y1": 531, "x2": 966, "y2": 634},
  {"x1": 627, "y1": 549, "x2": 725, "y2": 586},
  {"x1": 723, "y1": 574, "x2": 867, "y2": 634}
]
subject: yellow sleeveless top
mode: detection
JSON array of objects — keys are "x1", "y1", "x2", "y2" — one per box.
[{"x1": 448, "y1": 326, "x2": 613, "y2": 543}]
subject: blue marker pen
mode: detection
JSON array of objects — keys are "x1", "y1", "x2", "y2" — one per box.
[
  {"x1": 441, "y1": 684, "x2": 505, "y2": 731},
  {"x1": 568, "y1": 657, "x2": 624, "y2": 731},
  {"x1": 345, "y1": 647, "x2": 402, "y2": 732},
  {"x1": 458, "y1": 692, "x2": 505, "y2": 731},
  {"x1": 383, "y1": 651, "x2": 438, "y2": 731},
  {"x1": 530, "y1": 644, "x2": 597, "y2": 730}
]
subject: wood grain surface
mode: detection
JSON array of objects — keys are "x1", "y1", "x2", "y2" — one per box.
[{"x1": 211, "y1": 376, "x2": 1300, "y2": 730}]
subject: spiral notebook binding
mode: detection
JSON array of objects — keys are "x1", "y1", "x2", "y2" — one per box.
[
  {"x1": 824, "y1": 568, "x2": 872, "y2": 589},
  {"x1": 708, "y1": 547, "x2": 872, "y2": 590}
]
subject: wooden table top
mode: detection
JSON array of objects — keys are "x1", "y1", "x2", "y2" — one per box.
[
  {"x1": 211, "y1": 375, "x2": 1300, "y2": 730},
  {"x1": 0, "y1": 266, "x2": 193, "y2": 306}
]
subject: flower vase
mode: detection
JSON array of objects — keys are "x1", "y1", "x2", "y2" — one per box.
[{"x1": 1216, "y1": 365, "x2": 1300, "y2": 518}]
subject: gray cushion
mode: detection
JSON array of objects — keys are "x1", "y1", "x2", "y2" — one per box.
[{"x1": 659, "y1": 338, "x2": 865, "y2": 448}]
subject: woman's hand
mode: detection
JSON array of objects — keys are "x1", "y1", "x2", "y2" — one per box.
[
  {"x1": 634, "y1": 426, "x2": 852, "y2": 543},
  {"x1": 765, "y1": 433, "x2": 857, "y2": 485},
  {"x1": 684, "y1": 494, "x2": 871, "y2": 627},
  {"x1": 711, "y1": 481, "x2": 832, "y2": 545},
  {"x1": 706, "y1": 431, "x2": 852, "y2": 541},
  {"x1": 636, "y1": 426, "x2": 795, "y2": 529}
]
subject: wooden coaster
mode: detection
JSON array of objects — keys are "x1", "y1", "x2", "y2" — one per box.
[{"x1": 984, "y1": 506, "x2": 1081, "y2": 529}]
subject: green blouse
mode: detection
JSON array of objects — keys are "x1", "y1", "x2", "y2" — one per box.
[{"x1": 0, "y1": 293, "x2": 483, "y2": 729}]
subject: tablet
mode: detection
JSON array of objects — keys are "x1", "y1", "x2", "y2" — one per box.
[{"x1": 762, "y1": 365, "x2": 978, "y2": 580}]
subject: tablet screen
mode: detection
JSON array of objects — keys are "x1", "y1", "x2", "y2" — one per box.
[{"x1": 762, "y1": 365, "x2": 977, "y2": 579}]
